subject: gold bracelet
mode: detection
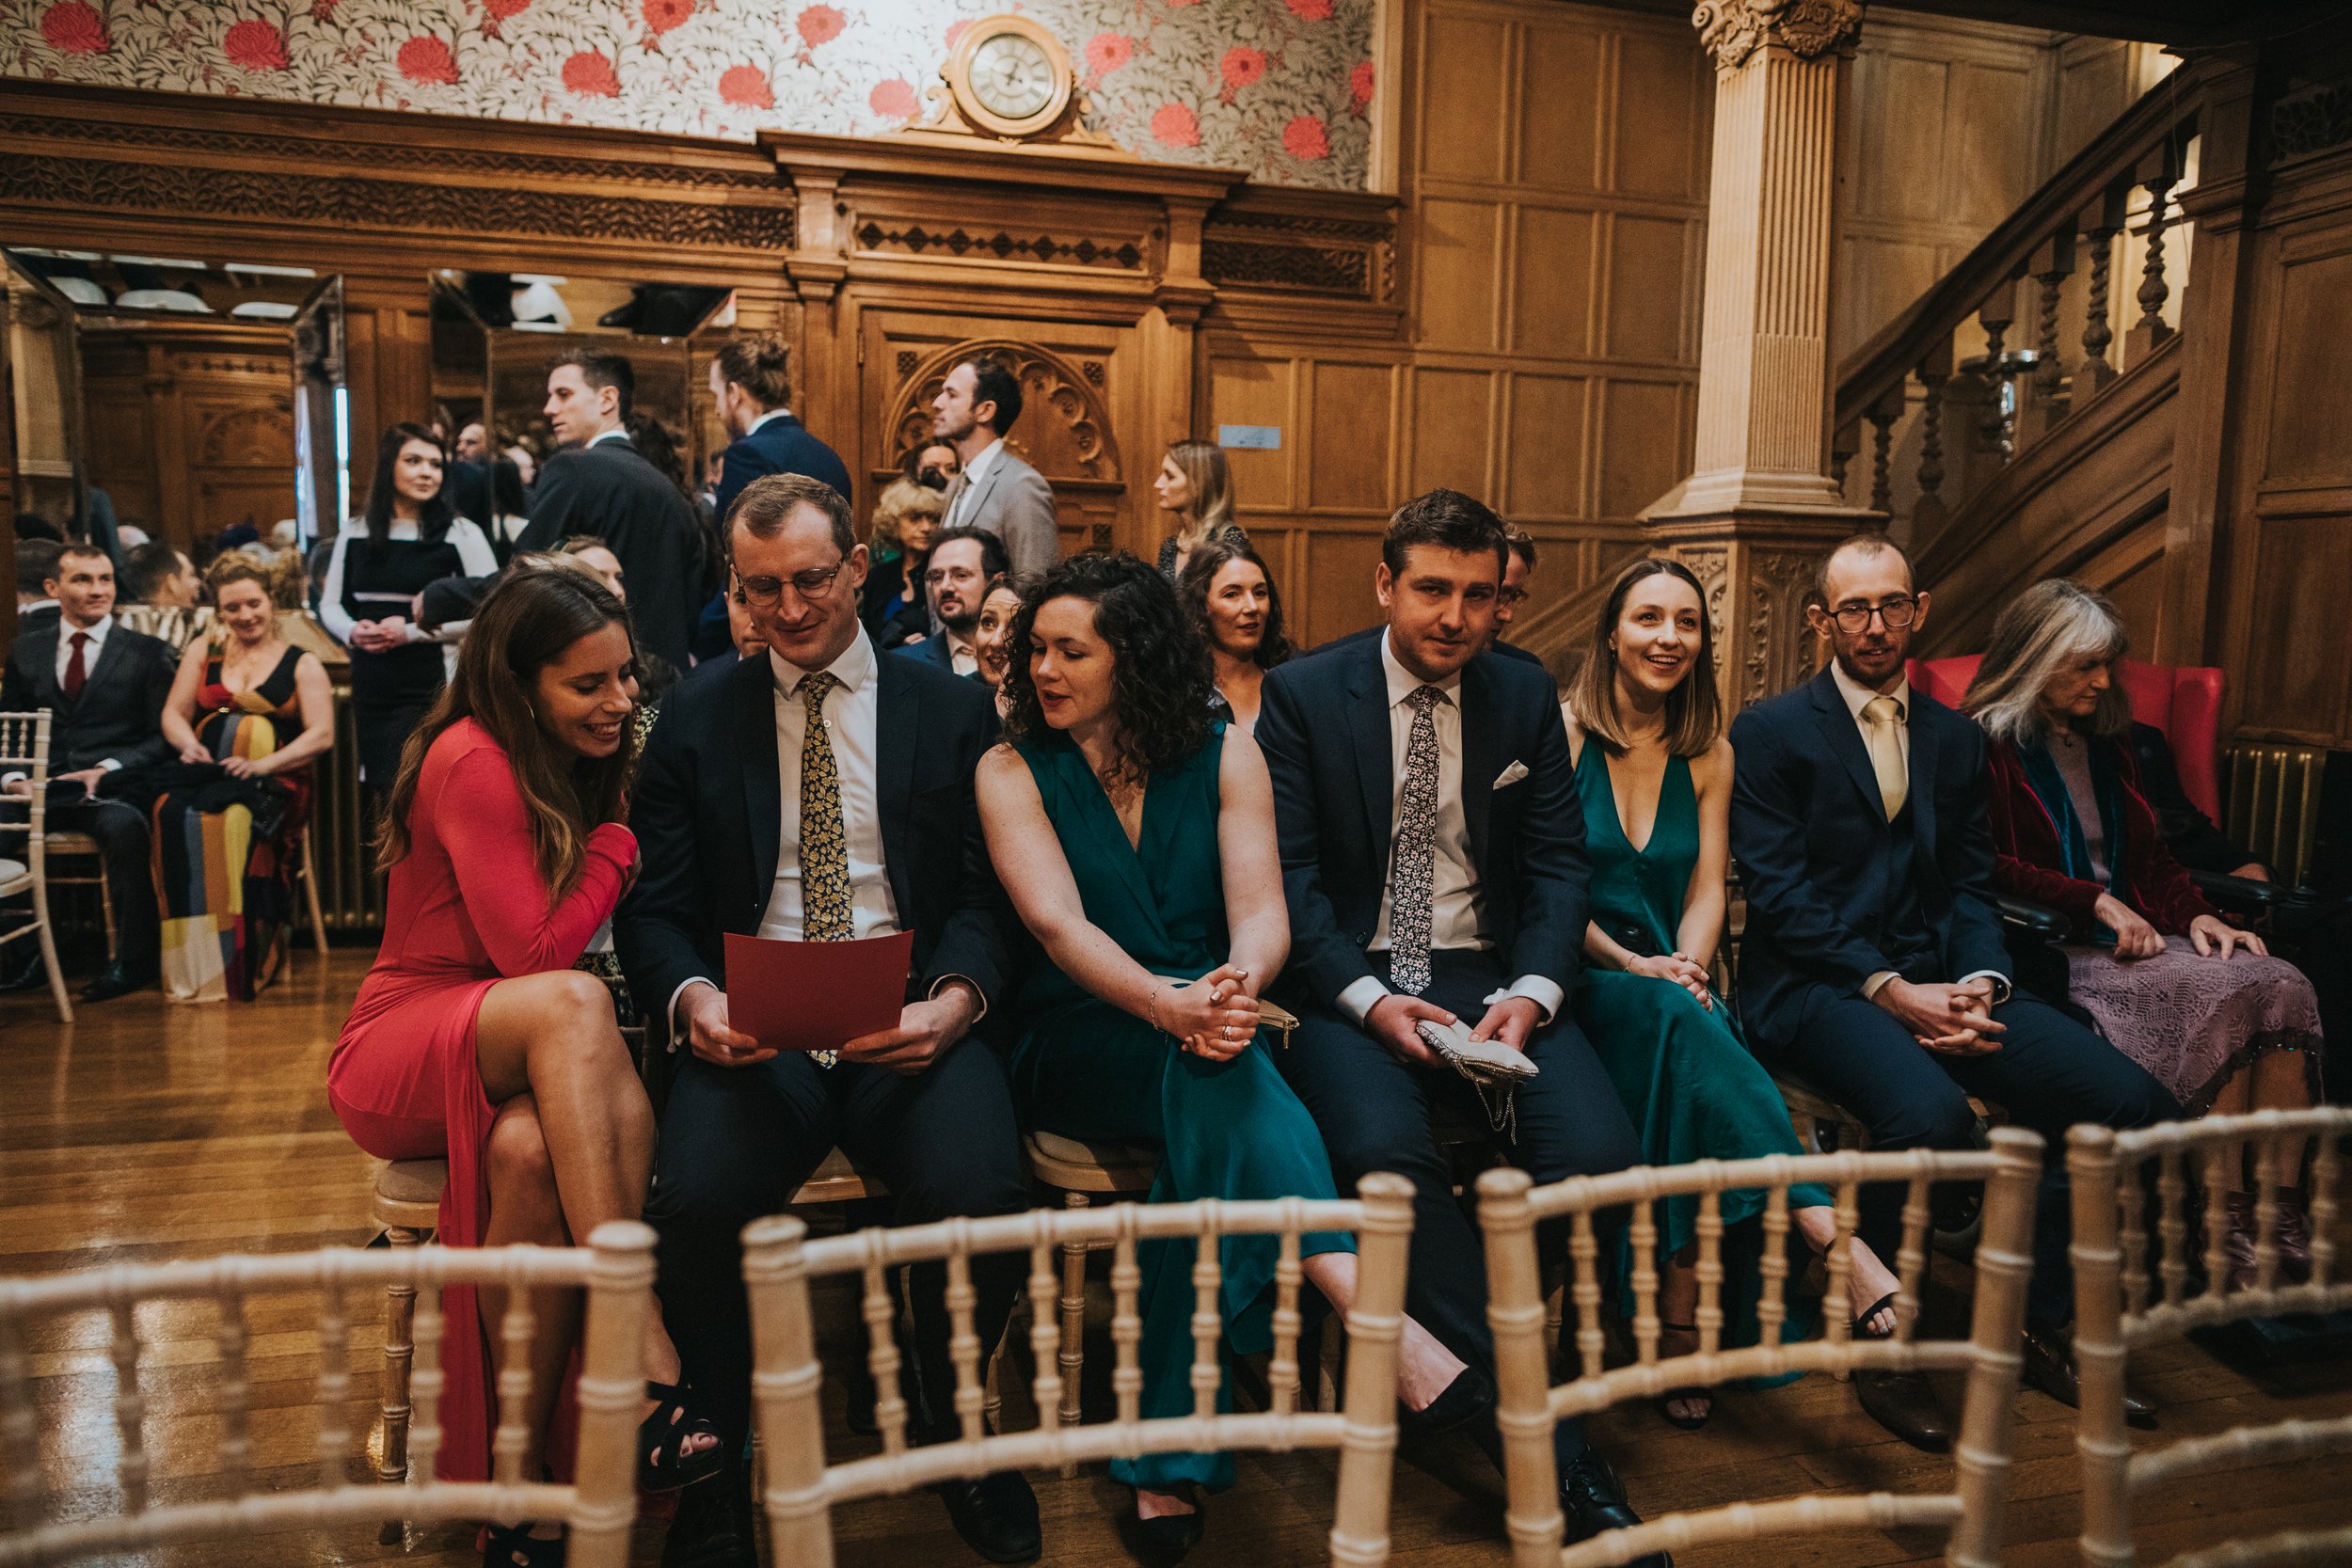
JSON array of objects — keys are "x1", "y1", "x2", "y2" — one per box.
[{"x1": 1147, "y1": 983, "x2": 1167, "y2": 1034}]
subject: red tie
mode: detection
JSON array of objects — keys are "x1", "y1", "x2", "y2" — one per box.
[{"x1": 62, "y1": 632, "x2": 89, "y2": 701}]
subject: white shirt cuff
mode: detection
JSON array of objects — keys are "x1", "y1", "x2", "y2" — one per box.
[
  {"x1": 929, "y1": 973, "x2": 986, "y2": 1024},
  {"x1": 1490, "y1": 976, "x2": 1562, "y2": 1026},
  {"x1": 1956, "y1": 969, "x2": 2012, "y2": 1006},
  {"x1": 1336, "y1": 974, "x2": 1390, "y2": 1027},
  {"x1": 1862, "y1": 969, "x2": 1899, "y2": 1000},
  {"x1": 2, "y1": 770, "x2": 23, "y2": 787},
  {"x1": 98, "y1": 758, "x2": 120, "y2": 772},
  {"x1": 668, "y1": 976, "x2": 715, "y2": 1047}
]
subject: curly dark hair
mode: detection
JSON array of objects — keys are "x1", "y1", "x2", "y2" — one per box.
[
  {"x1": 1177, "y1": 536, "x2": 1294, "y2": 670},
  {"x1": 1001, "y1": 551, "x2": 1213, "y2": 782}
]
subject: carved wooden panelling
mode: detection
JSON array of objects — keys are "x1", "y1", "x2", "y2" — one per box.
[
  {"x1": 199, "y1": 404, "x2": 295, "y2": 467},
  {"x1": 878, "y1": 336, "x2": 1122, "y2": 484},
  {"x1": 852, "y1": 221, "x2": 1143, "y2": 271}
]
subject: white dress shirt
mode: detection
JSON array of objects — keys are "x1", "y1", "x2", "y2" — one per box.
[
  {"x1": 1333, "y1": 632, "x2": 1565, "y2": 1028},
  {"x1": 5, "y1": 614, "x2": 121, "y2": 783},
  {"x1": 1828, "y1": 661, "x2": 2009, "y2": 1003},
  {"x1": 586, "y1": 425, "x2": 631, "y2": 449},
  {"x1": 945, "y1": 632, "x2": 978, "y2": 678},
  {"x1": 748, "y1": 408, "x2": 798, "y2": 435},
  {"x1": 946, "y1": 438, "x2": 1005, "y2": 528},
  {"x1": 758, "y1": 630, "x2": 901, "y2": 942}
]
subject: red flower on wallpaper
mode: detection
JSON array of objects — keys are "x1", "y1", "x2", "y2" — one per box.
[
  {"x1": 1287, "y1": 0, "x2": 1335, "y2": 19},
  {"x1": 643, "y1": 0, "x2": 692, "y2": 34},
  {"x1": 1084, "y1": 32, "x2": 1132, "y2": 77},
  {"x1": 1349, "y1": 59, "x2": 1375, "y2": 114},
  {"x1": 397, "y1": 36, "x2": 459, "y2": 86},
  {"x1": 484, "y1": 0, "x2": 532, "y2": 17},
  {"x1": 869, "y1": 78, "x2": 918, "y2": 120},
  {"x1": 310, "y1": 0, "x2": 342, "y2": 22},
  {"x1": 38, "y1": 2, "x2": 109, "y2": 55},
  {"x1": 718, "y1": 64, "x2": 772, "y2": 109},
  {"x1": 223, "y1": 19, "x2": 292, "y2": 72},
  {"x1": 1150, "y1": 103, "x2": 1200, "y2": 149},
  {"x1": 561, "y1": 49, "x2": 621, "y2": 97},
  {"x1": 1282, "y1": 115, "x2": 1330, "y2": 161},
  {"x1": 1219, "y1": 46, "x2": 1266, "y2": 101},
  {"x1": 797, "y1": 6, "x2": 844, "y2": 48}
]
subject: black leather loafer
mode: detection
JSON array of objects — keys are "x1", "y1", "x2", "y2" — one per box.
[
  {"x1": 1561, "y1": 1453, "x2": 1670, "y2": 1568},
  {"x1": 1855, "y1": 1367, "x2": 1954, "y2": 1452},
  {"x1": 78, "y1": 960, "x2": 152, "y2": 1003},
  {"x1": 2021, "y1": 1320, "x2": 2155, "y2": 1428},
  {"x1": 936, "y1": 1469, "x2": 1041, "y2": 1564}
]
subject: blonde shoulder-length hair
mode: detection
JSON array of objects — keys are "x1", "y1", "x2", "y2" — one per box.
[
  {"x1": 1963, "y1": 578, "x2": 2133, "y2": 747},
  {"x1": 1164, "y1": 440, "x2": 1235, "y2": 546},
  {"x1": 1565, "y1": 556, "x2": 1722, "y2": 758}
]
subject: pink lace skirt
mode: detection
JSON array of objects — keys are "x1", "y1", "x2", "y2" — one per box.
[{"x1": 2064, "y1": 936, "x2": 2324, "y2": 1114}]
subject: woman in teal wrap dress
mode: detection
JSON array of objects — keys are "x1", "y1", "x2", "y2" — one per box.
[
  {"x1": 1562, "y1": 559, "x2": 1902, "y2": 1428},
  {"x1": 977, "y1": 553, "x2": 1473, "y2": 1560}
]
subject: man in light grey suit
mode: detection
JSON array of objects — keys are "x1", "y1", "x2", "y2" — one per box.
[{"x1": 931, "y1": 356, "x2": 1058, "y2": 579}]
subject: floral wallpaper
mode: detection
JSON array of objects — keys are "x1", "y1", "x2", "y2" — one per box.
[{"x1": 1, "y1": 0, "x2": 1376, "y2": 189}]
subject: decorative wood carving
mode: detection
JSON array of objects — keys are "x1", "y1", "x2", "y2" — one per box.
[
  {"x1": 1202, "y1": 201, "x2": 1398, "y2": 306},
  {"x1": 851, "y1": 220, "x2": 1143, "y2": 271},
  {"x1": 199, "y1": 405, "x2": 296, "y2": 467},
  {"x1": 1744, "y1": 549, "x2": 1821, "y2": 702},
  {"x1": 1669, "y1": 544, "x2": 1733, "y2": 655},
  {"x1": 2268, "y1": 79, "x2": 2352, "y2": 166},
  {"x1": 1692, "y1": 0, "x2": 1865, "y2": 71},
  {"x1": 881, "y1": 339, "x2": 1120, "y2": 483}
]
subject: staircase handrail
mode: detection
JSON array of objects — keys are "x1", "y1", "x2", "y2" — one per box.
[{"x1": 1834, "y1": 59, "x2": 2205, "y2": 435}]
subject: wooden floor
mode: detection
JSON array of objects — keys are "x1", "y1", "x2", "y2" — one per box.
[{"x1": 4, "y1": 948, "x2": 2349, "y2": 1567}]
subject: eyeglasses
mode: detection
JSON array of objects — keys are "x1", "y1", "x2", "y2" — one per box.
[
  {"x1": 1826, "y1": 595, "x2": 1918, "y2": 634},
  {"x1": 736, "y1": 562, "x2": 847, "y2": 608}
]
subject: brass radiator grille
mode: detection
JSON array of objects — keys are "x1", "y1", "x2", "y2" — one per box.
[{"x1": 2221, "y1": 741, "x2": 2328, "y2": 892}]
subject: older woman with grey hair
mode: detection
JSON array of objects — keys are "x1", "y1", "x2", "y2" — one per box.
[{"x1": 1964, "y1": 579, "x2": 2322, "y2": 1287}]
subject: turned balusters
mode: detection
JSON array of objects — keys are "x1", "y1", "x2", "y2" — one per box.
[
  {"x1": 1912, "y1": 342, "x2": 1952, "y2": 538},
  {"x1": 2076, "y1": 181, "x2": 2130, "y2": 399},
  {"x1": 1972, "y1": 279, "x2": 2019, "y2": 459},
  {"x1": 2023, "y1": 221, "x2": 2076, "y2": 441},
  {"x1": 1866, "y1": 383, "x2": 1905, "y2": 515},
  {"x1": 2125, "y1": 142, "x2": 2184, "y2": 365}
]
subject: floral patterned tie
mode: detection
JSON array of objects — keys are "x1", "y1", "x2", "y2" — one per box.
[
  {"x1": 1387, "y1": 685, "x2": 1446, "y2": 996},
  {"x1": 798, "y1": 671, "x2": 850, "y2": 1066}
]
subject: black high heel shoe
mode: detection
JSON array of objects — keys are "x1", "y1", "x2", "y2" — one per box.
[
  {"x1": 1132, "y1": 1482, "x2": 1205, "y2": 1567},
  {"x1": 639, "y1": 1381, "x2": 727, "y2": 1493},
  {"x1": 483, "y1": 1520, "x2": 565, "y2": 1567}
]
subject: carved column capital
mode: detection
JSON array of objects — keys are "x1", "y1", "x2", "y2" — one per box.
[{"x1": 1692, "y1": 0, "x2": 1863, "y2": 71}]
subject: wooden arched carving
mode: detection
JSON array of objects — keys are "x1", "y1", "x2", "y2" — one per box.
[
  {"x1": 882, "y1": 339, "x2": 1120, "y2": 484},
  {"x1": 199, "y1": 403, "x2": 295, "y2": 467}
]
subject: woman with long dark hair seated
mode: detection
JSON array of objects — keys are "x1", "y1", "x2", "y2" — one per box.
[
  {"x1": 150, "y1": 556, "x2": 335, "y2": 1001},
  {"x1": 1176, "y1": 536, "x2": 1291, "y2": 735},
  {"x1": 1964, "y1": 579, "x2": 2323, "y2": 1285},
  {"x1": 975, "y1": 552, "x2": 1475, "y2": 1560},
  {"x1": 326, "y1": 568, "x2": 721, "y2": 1567},
  {"x1": 318, "y1": 422, "x2": 498, "y2": 796}
]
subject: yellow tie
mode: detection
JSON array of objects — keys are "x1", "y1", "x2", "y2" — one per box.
[
  {"x1": 1863, "y1": 695, "x2": 1907, "y2": 821},
  {"x1": 798, "y1": 672, "x2": 850, "y2": 1065}
]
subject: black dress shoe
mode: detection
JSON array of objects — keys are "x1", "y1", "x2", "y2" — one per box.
[
  {"x1": 2021, "y1": 1321, "x2": 2155, "y2": 1428},
  {"x1": 0, "y1": 941, "x2": 50, "y2": 993},
  {"x1": 1398, "y1": 1364, "x2": 1496, "y2": 1443},
  {"x1": 1131, "y1": 1483, "x2": 1205, "y2": 1567},
  {"x1": 1560, "y1": 1453, "x2": 1670, "y2": 1568},
  {"x1": 936, "y1": 1469, "x2": 1041, "y2": 1564},
  {"x1": 660, "y1": 1466, "x2": 756, "y2": 1568},
  {"x1": 78, "y1": 960, "x2": 152, "y2": 1003},
  {"x1": 1855, "y1": 1367, "x2": 1954, "y2": 1453}
]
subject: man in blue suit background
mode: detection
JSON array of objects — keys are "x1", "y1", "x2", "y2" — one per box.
[{"x1": 708, "y1": 335, "x2": 853, "y2": 537}]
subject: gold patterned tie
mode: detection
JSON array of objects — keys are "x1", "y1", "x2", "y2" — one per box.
[
  {"x1": 1863, "y1": 695, "x2": 1908, "y2": 821},
  {"x1": 798, "y1": 671, "x2": 851, "y2": 1066}
]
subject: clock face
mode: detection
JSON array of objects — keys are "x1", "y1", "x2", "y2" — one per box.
[{"x1": 968, "y1": 30, "x2": 1056, "y2": 121}]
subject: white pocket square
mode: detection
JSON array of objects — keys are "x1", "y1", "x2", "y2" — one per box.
[{"x1": 1493, "y1": 760, "x2": 1530, "y2": 789}]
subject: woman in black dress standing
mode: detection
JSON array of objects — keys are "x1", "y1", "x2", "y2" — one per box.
[{"x1": 320, "y1": 422, "x2": 499, "y2": 799}]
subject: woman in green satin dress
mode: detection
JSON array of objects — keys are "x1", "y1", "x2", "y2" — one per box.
[
  {"x1": 1562, "y1": 558, "x2": 1902, "y2": 1428},
  {"x1": 977, "y1": 553, "x2": 1472, "y2": 1558}
]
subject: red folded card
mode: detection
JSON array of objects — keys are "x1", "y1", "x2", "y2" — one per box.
[{"x1": 723, "y1": 929, "x2": 914, "y2": 1053}]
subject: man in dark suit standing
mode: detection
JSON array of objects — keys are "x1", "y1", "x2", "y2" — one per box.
[
  {"x1": 1730, "y1": 532, "x2": 2175, "y2": 1449},
  {"x1": 1255, "y1": 489, "x2": 1660, "y2": 1565},
  {"x1": 0, "y1": 544, "x2": 173, "y2": 1000},
  {"x1": 892, "y1": 525, "x2": 1005, "y2": 676},
  {"x1": 708, "y1": 334, "x2": 852, "y2": 530},
  {"x1": 616, "y1": 474, "x2": 1038, "y2": 1568},
  {"x1": 932, "y1": 356, "x2": 1057, "y2": 579},
  {"x1": 514, "y1": 349, "x2": 703, "y2": 669}
]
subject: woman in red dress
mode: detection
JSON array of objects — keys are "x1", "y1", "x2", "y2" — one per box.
[{"x1": 327, "y1": 568, "x2": 719, "y2": 1566}]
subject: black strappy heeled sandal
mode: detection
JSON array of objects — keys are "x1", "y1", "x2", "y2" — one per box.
[
  {"x1": 483, "y1": 1520, "x2": 565, "y2": 1568},
  {"x1": 1653, "y1": 1322, "x2": 1713, "y2": 1432},
  {"x1": 1851, "y1": 1290, "x2": 1899, "y2": 1340},
  {"x1": 639, "y1": 1381, "x2": 727, "y2": 1494}
]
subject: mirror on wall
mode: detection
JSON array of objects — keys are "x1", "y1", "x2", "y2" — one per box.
[
  {"x1": 427, "y1": 270, "x2": 734, "y2": 532},
  {"x1": 3, "y1": 247, "x2": 348, "y2": 557}
]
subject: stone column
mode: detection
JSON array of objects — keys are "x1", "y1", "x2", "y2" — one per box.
[{"x1": 1642, "y1": 0, "x2": 1881, "y2": 713}]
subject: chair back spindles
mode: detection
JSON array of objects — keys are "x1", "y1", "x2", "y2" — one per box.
[
  {"x1": 858, "y1": 1236, "x2": 908, "y2": 1457},
  {"x1": 1327, "y1": 1172, "x2": 1413, "y2": 1568},
  {"x1": 742, "y1": 1213, "x2": 833, "y2": 1568},
  {"x1": 105, "y1": 1291, "x2": 148, "y2": 1515},
  {"x1": 2118, "y1": 1163, "x2": 2153, "y2": 1314},
  {"x1": 314, "y1": 1270, "x2": 351, "y2": 1491},
  {"x1": 1692, "y1": 1187, "x2": 1724, "y2": 1356},
  {"x1": 943, "y1": 1226, "x2": 986, "y2": 1444},
  {"x1": 1189, "y1": 1202, "x2": 1224, "y2": 1421},
  {"x1": 570, "y1": 1222, "x2": 657, "y2": 1568},
  {"x1": 747, "y1": 1183, "x2": 1409, "y2": 1568},
  {"x1": 1894, "y1": 1174, "x2": 1932, "y2": 1342},
  {"x1": 490, "y1": 1258, "x2": 537, "y2": 1490},
  {"x1": 1269, "y1": 1208, "x2": 1305, "y2": 1421},
  {"x1": 1482, "y1": 1136, "x2": 2042, "y2": 1568},
  {"x1": 1110, "y1": 1217, "x2": 1143, "y2": 1426},
  {"x1": 1568, "y1": 1207, "x2": 1605, "y2": 1379},
  {"x1": 0, "y1": 1239, "x2": 647, "y2": 1565},
  {"x1": 2073, "y1": 1109, "x2": 2352, "y2": 1567}
]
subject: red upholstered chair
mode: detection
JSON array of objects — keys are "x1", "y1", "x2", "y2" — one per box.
[{"x1": 1906, "y1": 656, "x2": 2225, "y2": 821}]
